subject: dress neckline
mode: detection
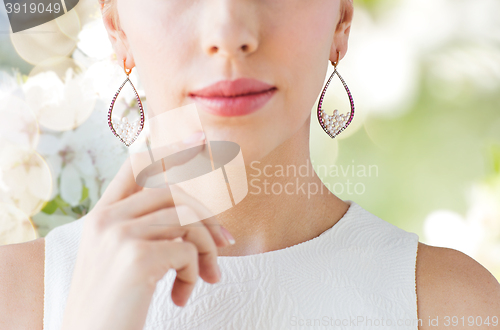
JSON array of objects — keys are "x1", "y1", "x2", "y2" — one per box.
[{"x1": 217, "y1": 199, "x2": 357, "y2": 261}]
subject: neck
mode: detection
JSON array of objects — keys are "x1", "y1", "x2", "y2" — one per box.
[{"x1": 216, "y1": 120, "x2": 350, "y2": 257}]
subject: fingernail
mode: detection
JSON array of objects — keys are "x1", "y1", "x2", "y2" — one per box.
[
  {"x1": 182, "y1": 131, "x2": 205, "y2": 144},
  {"x1": 220, "y1": 226, "x2": 235, "y2": 245}
]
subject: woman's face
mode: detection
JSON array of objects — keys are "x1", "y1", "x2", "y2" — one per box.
[{"x1": 104, "y1": 0, "x2": 351, "y2": 163}]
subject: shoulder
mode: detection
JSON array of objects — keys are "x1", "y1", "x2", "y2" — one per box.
[
  {"x1": 416, "y1": 242, "x2": 500, "y2": 329},
  {"x1": 0, "y1": 238, "x2": 45, "y2": 330}
]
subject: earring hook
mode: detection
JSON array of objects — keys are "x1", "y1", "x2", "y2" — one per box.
[
  {"x1": 332, "y1": 51, "x2": 341, "y2": 69},
  {"x1": 123, "y1": 59, "x2": 132, "y2": 76}
]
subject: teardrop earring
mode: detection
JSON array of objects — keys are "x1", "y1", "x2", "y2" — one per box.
[
  {"x1": 317, "y1": 51, "x2": 355, "y2": 139},
  {"x1": 107, "y1": 59, "x2": 145, "y2": 147}
]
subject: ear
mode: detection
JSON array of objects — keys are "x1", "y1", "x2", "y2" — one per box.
[
  {"x1": 330, "y1": 0, "x2": 353, "y2": 63},
  {"x1": 101, "y1": 6, "x2": 135, "y2": 69}
]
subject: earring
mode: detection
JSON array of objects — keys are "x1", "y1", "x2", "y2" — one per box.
[
  {"x1": 317, "y1": 51, "x2": 355, "y2": 139},
  {"x1": 107, "y1": 59, "x2": 145, "y2": 147}
]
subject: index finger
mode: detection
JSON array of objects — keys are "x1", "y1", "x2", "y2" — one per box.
[
  {"x1": 97, "y1": 131, "x2": 206, "y2": 207},
  {"x1": 95, "y1": 157, "x2": 142, "y2": 208}
]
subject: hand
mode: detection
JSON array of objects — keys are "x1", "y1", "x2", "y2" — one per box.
[{"x1": 61, "y1": 133, "x2": 235, "y2": 330}]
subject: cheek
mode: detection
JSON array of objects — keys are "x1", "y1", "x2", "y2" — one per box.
[
  {"x1": 121, "y1": 0, "x2": 196, "y2": 55},
  {"x1": 271, "y1": 3, "x2": 338, "y2": 124},
  {"x1": 119, "y1": 2, "x2": 199, "y2": 113}
]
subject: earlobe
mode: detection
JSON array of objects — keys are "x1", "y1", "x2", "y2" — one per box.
[{"x1": 330, "y1": 30, "x2": 350, "y2": 63}]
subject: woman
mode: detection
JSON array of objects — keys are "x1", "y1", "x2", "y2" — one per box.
[{"x1": 1, "y1": 0, "x2": 499, "y2": 329}]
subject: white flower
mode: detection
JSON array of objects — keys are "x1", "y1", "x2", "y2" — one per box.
[
  {"x1": 23, "y1": 67, "x2": 96, "y2": 131},
  {"x1": 36, "y1": 97, "x2": 129, "y2": 208},
  {"x1": 0, "y1": 70, "x2": 22, "y2": 100},
  {"x1": 0, "y1": 94, "x2": 39, "y2": 150},
  {"x1": 0, "y1": 203, "x2": 38, "y2": 245},
  {"x1": 0, "y1": 170, "x2": 8, "y2": 193},
  {"x1": 0, "y1": 147, "x2": 53, "y2": 216},
  {"x1": 77, "y1": 19, "x2": 114, "y2": 60}
]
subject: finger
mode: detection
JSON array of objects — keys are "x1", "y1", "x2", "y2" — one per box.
[
  {"x1": 135, "y1": 142, "x2": 206, "y2": 189},
  {"x1": 97, "y1": 131, "x2": 206, "y2": 207},
  {"x1": 110, "y1": 138, "x2": 206, "y2": 220},
  {"x1": 111, "y1": 186, "x2": 174, "y2": 220},
  {"x1": 110, "y1": 175, "x2": 232, "y2": 247},
  {"x1": 140, "y1": 206, "x2": 220, "y2": 282},
  {"x1": 121, "y1": 206, "x2": 221, "y2": 283},
  {"x1": 96, "y1": 157, "x2": 143, "y2": 208},
  {"x1": 149, "y1": 240, "x2": 199, "y2": 307},
  {"x1": 167, "y1": 185, "x2": 230, "y2": 247}
]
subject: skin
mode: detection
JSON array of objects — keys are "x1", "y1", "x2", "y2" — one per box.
[
  {"x1": 1, "y1": 0, "x2": 499, "y2": 328},
  {"x1": 106, "y1": 0, "x2": 354, "y2": 258}
]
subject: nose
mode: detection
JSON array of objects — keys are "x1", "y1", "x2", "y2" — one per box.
[{"x1": 200, "y1": 1, "x2": 259, "y2": 58}]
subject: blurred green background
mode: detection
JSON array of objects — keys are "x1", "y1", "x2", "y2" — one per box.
[{"x1": 311, "y1": 0, "x2": 500, "y2": 280}]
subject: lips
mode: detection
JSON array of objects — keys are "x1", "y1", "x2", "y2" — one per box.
[
  {"x1": 190, "y1": 78, "x2": 276, "y2": 97},
  {"x1": 188, "y1": 78, "x2": 277, "y2": 117}
]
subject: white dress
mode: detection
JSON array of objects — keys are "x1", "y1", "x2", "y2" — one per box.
[{"x1": 43, "y1": 200, "x2": 420, "y2": 330}]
